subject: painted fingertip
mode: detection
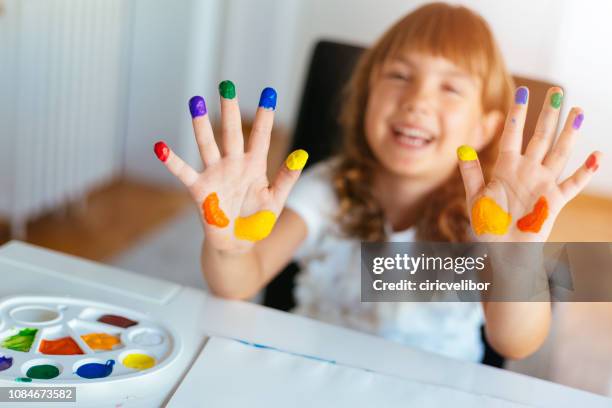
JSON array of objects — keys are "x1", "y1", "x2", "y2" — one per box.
[
  {"x1": 585, "y1": 153, "x2": 599, "y2": 172},
  {"x1": 285, "y1": 149, "x2": 308, "y2": 170},
  {"x1": 572, "y1": 112, "x2": 584, "y2": 130},
  {"x1": 515, "y1": 87, "x2": 529, "y2": 105},
  {"x1": 154, "y1": 141, "x2": 170, "y2": 162},
  {"x1": 457, "y1": 145, "x2": 478, "y2": 162},
  {"x1": 219, "y1": 80, "x2": 236, "y2": 99},
  {"x1": 189, "y1": 96, "x2": 207, "y2": 118},
  {"x1": 258, "y1": 87, "x2": 277, "y2": 110},
  {"x1": 550, "y1": 92, "x2": 563, "y2": 109}
]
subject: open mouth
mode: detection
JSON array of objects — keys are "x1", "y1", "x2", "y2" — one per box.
[{"x1": 391, "y1": 125, "x2": 435, "y2": 148}]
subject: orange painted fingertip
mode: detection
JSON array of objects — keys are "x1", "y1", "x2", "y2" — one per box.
[{"x1": 154, "y1": 141, "x2": 170, "y2": 162}]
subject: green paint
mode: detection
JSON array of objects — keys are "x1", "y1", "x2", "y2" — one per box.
[
  {"x1": 15, "y1": 377, "x2": 32, "y2": 383},
  {"x1": 1, "y1": 328, "x2": 37, "y2": 352},
  {"x1": 26, "y1": 364, "x2": 60, "y2": 379},
  {"x1": 219, "y1": 80, "x2": 236, "y2": 99},
  {"x1": 551, "y1": 92, "x2": 563, "y2": 109}
]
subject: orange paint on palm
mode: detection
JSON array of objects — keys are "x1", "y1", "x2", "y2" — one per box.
[
  {"x1": 202, "y1": 192, "x2": 229, "y2": 227},
  {"x1": 81, "y1": 333, "x2": 121, "y2": 351},
  {"x1": 39, "y1": 336, "x2": 83, "y2": 355},
  {"x1": 517, "y1": 196, "x2": 549, "y2": 233}
]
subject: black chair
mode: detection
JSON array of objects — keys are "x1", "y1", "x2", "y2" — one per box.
[{"x1": 263, "y1": 40, "x2": 505, "y2": 368}]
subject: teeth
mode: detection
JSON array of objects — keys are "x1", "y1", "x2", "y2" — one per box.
[
  {"x1": 393, "y1": 126, "x2": 433, "y2": 141},
  {"x1": 397, "y1": 135, "x2": 427, "y2": 147}
]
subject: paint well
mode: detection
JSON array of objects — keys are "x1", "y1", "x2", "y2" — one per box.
[
  {"x1": 81, "y1": 333, "x2": 121, "y2": 351},
  {"x1": 26, "y1": 364, "x2": 60, "y2": 380},
  {"x1": 0, "y1": 356, "x2": 13, "y2": 371},
  {"x1": 234, "y1": 210, "x2": 277, "y2": 241},
  {"x1": 285, "y1": 149, "x2": 309, "y2": 171},
  {"x1": 1, "y1": 328, "x2": 38, "y2": 352},
  {"x1": 203, "y1": 192, "x2": 229, "y2": 227},
  {"x1": 39, "y1": 336, "x2": 83, "y2": 355},
  {"x1": 98, "y1": 314, "x2": 138, "y2": 328},
  {"x1": 517, "y1": 196, "x2": 549, "y2": 233},
  {"x1": 75, "y1": 360, "x2": 114, "y2": 379},
  {"x1": 122, "y1": 353, "x2": 155, "y2": 370},
  {"x1": 471, "y1": 197, "x2": 512, "y2": 235},
  {"x1": 131, "y1": 330, "x2": 163, "y2": 346}
]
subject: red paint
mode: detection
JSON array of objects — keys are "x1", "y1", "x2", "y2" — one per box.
[
  {"x1": 585, "y1": 154, "x2": 599, "y2": 172},
  {"x1": 39, "y1": 336, "x2": 83, "y2": 355},
  {"x1": 517, "y1": 196, "x2": 549, "y2": 233},
  {"x1": 98, "y1": 314, "x2": 138, "y2": 328},
  {"x1": 154, "y1": 141, "x2": 170, "y2": 162}
]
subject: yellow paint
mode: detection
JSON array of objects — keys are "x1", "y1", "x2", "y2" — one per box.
[
  {"x1": 471, "y1": 196, "x2": 512, "y2": 235},
  {"x1": 234, "y1": 210, "x2": 277, "y2": 241},
  {"x1": 285, "y1": 149, "x2": 309, "y2": 171},
  {"x1": 457, "y1": 145, "x2": 478, "y2": 161},
  {"x1": 81, "y1": 333, "x2": 121, "y2": 351},
  {"x1": 122, "y1": 353, "x2": 155, "y2": 370}
]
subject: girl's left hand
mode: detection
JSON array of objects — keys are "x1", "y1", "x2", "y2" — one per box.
[{"x1": 457, "y1": 86, "x2": 602, "y2": 242}]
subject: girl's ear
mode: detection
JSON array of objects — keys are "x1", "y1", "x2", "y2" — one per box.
[{"x1": 474, "y1": 110, "x2": 504, "y2": 150}]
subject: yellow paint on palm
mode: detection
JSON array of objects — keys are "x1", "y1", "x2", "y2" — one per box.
[
  {"x1": 471, "y1": 196, "x2": 512, "y2": 235},
  {"x1": 234, "y1": 210, "x2": 277, "y2": 241},
  {"x1": 285, "y1": 149, "x2": 309, "y2": 171},
  {"x1": 457, "y1": 145, "x2": 478, "y2": 161}
]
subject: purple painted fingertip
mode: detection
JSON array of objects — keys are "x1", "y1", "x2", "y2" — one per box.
[
  {"x1": 189, "y1": 96, "x2": 207, "y2": 118},
  {"x1": 572, "y1": 113, "x2": 584, "y2": 130}
]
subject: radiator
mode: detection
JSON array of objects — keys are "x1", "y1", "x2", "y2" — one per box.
[{"x1": 0, "y1": 0, "x2": 131, "y2": 238}]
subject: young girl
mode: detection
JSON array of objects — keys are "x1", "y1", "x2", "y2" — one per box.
[{"x1": 154, "y1": 3, "x2": 602, "y2": 362}]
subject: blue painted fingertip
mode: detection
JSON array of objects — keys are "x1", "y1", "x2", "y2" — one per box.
[
  {"x1": 515, "y1": 87, "x2": 528, "y2": 105},
  {"x1": 258, "y1": 87, "x2": 277, "y2": 111},
  {"x1": 189, "y1": 96, "x2": 207, "y2": 118}
]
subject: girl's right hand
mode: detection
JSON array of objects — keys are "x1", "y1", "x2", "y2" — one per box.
[{"x1": 154, "y1": 81, "x2": 308, "y2": 254}]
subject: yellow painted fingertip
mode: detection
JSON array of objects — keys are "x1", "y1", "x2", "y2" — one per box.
[
  {"x1": 457, "y1": 145, "x2": 478, "y2": 162},
  {"x1": 285, "y1": 149, "x2": 309, "y2": 171},
  {"x1": 234, "y1": 210, "x2": 277, "y2": 242}
]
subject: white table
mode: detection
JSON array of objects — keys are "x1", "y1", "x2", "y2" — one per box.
[{"x1": 1, "y1": 241, "x2": 610, "y2": 407}]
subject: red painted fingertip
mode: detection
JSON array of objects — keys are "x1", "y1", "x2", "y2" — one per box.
[
  {"x1": 585, "y1": 153, "x2": 599, "y2": 172},
  {"x1": 154, "y1": 141, "x2": 170, "y2": 162}
]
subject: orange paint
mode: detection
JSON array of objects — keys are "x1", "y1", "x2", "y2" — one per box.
[
  {"x1": 39, "y1": 336, "x2": 83, "y2": 355},
  {"x1": 203, "y1": 193, "x2": 229, "y2": 227},
  {"x1": 81, "y1": 333, "x2": 121, "y2": 351},
  {"x1": 517, "y1": 196, "x2": 549, "y2": 233}
]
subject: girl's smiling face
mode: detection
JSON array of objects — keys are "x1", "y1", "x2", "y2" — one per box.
[{"x1": 365, "y1": 52, "x2": 500, "y2": 180}]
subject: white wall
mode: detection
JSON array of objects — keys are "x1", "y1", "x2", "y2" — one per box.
[
  {"x1": 124, "y1": 0, "x2": 223, "y2": 185},
  {"x1": 220, "y1": 0, "x2": 612, "y2": 196}
]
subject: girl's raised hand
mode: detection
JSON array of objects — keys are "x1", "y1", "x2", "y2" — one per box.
[
  {"x1": 457, "y1": 86, "x2": 602, "y2": 242},
  {"x1": 154, "y1": 81, "x2": 308, "y2": 253}
]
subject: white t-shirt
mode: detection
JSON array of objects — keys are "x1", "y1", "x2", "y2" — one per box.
[{"x1": 285, "y1": 159, "x2": 485, "y2": 362}]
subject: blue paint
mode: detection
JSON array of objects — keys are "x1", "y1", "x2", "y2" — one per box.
[
  {"x1": 515, "y1": 87, "x2": 528, "y2": 105},
  {"x1": 258, "y1": 87, "x2": 277, "y2": 110},
  {"x1": 0, "y1": 356, "x2": 13, "y2": 371},
  {"x1": 234, "y1": 339, "x2": 336, "y2": 364},
  {"x1": 189, "y1": 95, "x2": 207, "y2": 118},
  {"x1": 75, "y1": 360, "x2": 115, "y2": 379}
]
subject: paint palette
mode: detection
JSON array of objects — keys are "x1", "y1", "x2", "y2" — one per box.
[{"x1": 0, "y1": 296, "x2": 177, "y2": 383}]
